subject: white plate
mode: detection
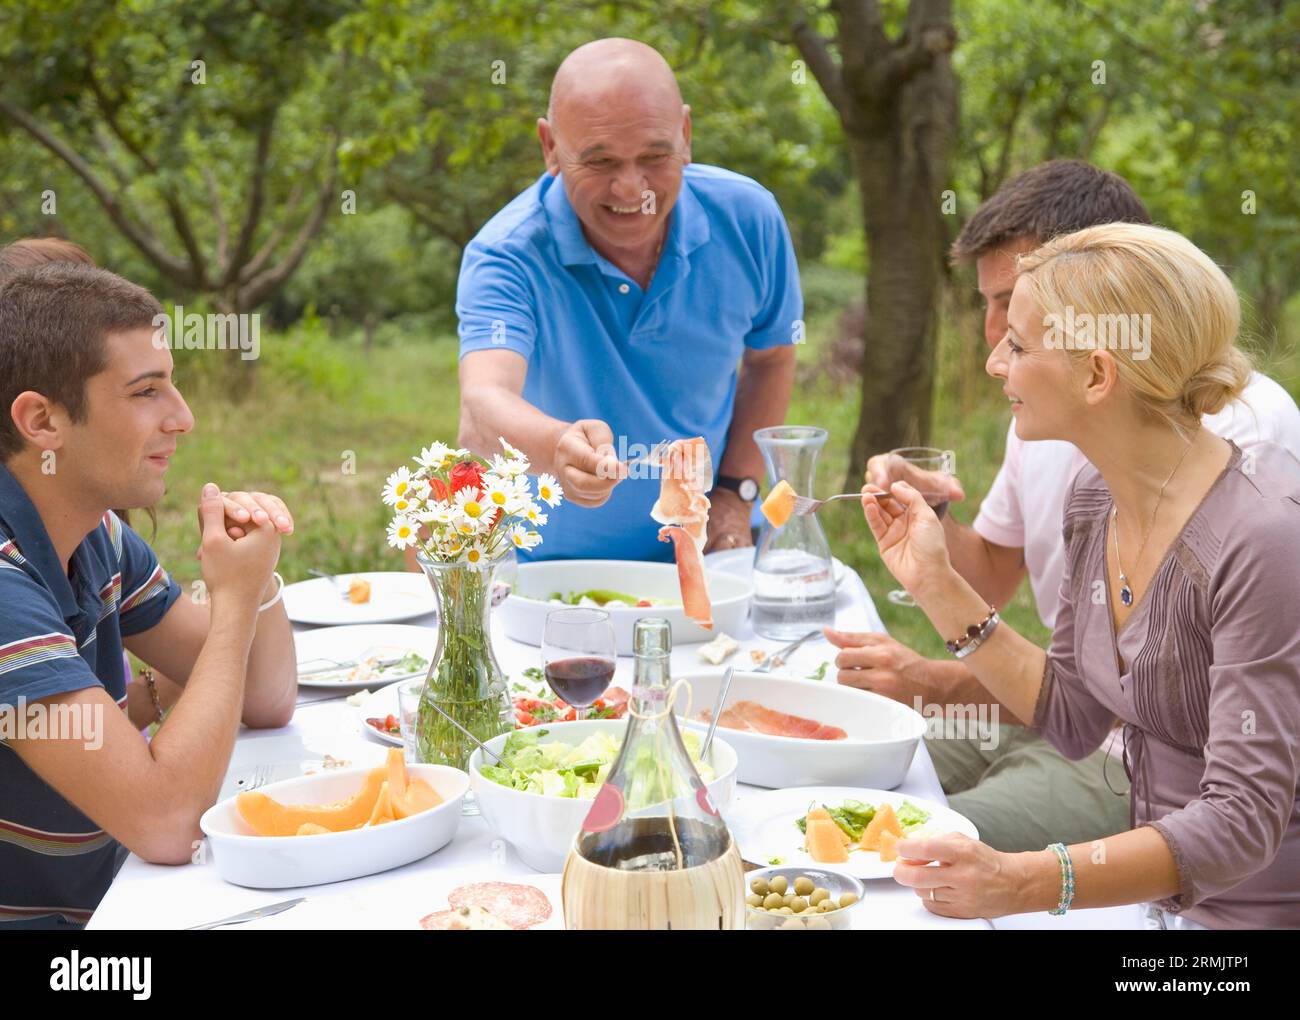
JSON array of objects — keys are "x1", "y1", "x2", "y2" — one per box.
[
  {"x1": 357, "y1": 679, "x2": 406, "y2": 746},
  {"x1": 295, "y1": 624, "x2": 433, "y2": 689},
  {"x1": 501, "y1": 559, "x2": 751, "y2": 654},
  {"x1": 200, "y1": 763, "x2": 468, "y2": 889},
  {"x1": 675, "y1": 671, "x2": 925, "y2": 789},
  {"x1": 704, "y1": 547, "x2": 849, "y2": 588},
  {"x1": 283, "y1": 572, "x2": 436, "y2": 626},
  {"x1": 726, "y1": 786, "x2": 978, "y2": 880}
]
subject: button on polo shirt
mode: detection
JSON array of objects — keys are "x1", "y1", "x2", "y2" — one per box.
[
  {"x1": 0, "y1": 465, "x2": 180, "y2": 928},
  {"x1": 457, "y1": 163, "x2": 803, "y2": 562}
]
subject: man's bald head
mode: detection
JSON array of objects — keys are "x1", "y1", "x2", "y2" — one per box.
[
  {"x1": 538, "y1": 38, "x2": 692, "y2": 264},
  {"x1": 547, "y1": 38, "x2": 682, "y2": 127}
]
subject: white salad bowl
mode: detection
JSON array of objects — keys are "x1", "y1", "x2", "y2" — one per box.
[
  {"x1": 675, "y1": 671, "x2": 927, "y2": 790},
  {"x1": 469, "y1": 719, "x2": 738, "y2": 873},
  {"x1": 500, "y1": 559, "x2": 751, "y2": 654},
  {"x1": 200, "y1": 764, "x2": 468, "y2": 889}
]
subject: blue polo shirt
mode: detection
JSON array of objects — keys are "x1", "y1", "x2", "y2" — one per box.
[
  {"x1": 457, "y1": 163, "x2": 802, "y2": 562},
  {"x1": 0, "y1": 465, "x2": 180, "y2": 929}
]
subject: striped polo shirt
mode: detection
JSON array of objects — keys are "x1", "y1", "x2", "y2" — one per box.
[{"x1": 0, "y1": 464, "x2": 180, "y2": 929}]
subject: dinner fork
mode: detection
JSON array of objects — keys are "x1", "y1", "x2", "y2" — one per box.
[
  {"x1": 788, "y1": 490, "x2": 944, "y2": 517},
  {"x1": 307, "y1": 568, "x2": 350, "y2": 601},
  {"x1": 624, "y1": 439, "x2": 670, "y2": 469},
  {"x1": 231, "y1": 763, "x2": 276, "y2": 792}
]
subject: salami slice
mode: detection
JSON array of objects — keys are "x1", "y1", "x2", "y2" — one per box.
[
  {"x1": 418, "y1": 909, "x2": 460, "y2": 930},
  {"x1": 447, "y1": 881, "x2": 552, "y2": 929}
]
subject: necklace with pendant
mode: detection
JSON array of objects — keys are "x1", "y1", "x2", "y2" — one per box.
[{"x1": 1112, "y1": 434, "x2": 1198, "y2": 608}]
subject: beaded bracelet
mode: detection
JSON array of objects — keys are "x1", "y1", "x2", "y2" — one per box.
[
  {"x1": 945, "y1": 605, "x2": 999, "y2": 658},
  {"x1": 139, "y1": 667, "x2": 164, "y2": 725},
  {"x1": 1046, "y1": 842, "x2": 1075, "y2": 915}
]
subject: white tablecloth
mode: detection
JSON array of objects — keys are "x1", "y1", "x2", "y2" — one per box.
[{"x1": 87, "y1": 563, "x2": 1126, "y2": 930}]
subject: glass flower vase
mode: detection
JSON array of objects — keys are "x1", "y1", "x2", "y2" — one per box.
[{"x1": 414, "y1": 553, "x2": 514, "y2": 816}]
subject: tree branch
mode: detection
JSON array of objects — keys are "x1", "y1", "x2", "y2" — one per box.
[
  {"x1": 882, "y1": 0, "x2": 956, "y2": 89},
  {"x1": 788, "y1": 8, "x2": 849, "y2": 121},
  {"x1": 202, "y1": 165, "x2": 229, "y2": 272},
  {"x1": 0, "y1": 99, "x2": 191, "y2": 282},
  {"x1": 85, "y1": 60, "x2": 208, "y2": 285},
  {"x1": 239, "y1": 133, "x2": 340, "y2": 309},
  {"x1": 222, "y1": 112, "x2": 276, "y2": 287},
  {"x1": 239, "y1": 176, "x2": 307, "y2": 285}
]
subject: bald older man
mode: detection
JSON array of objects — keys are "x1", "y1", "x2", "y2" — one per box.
[{"x1": 455, "y1": 38, "x2": 801, "y2": 562}]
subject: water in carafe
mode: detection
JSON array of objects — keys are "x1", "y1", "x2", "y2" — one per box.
[{"x1": 751, "y1": 426, "x2": 837, "y2": 639}]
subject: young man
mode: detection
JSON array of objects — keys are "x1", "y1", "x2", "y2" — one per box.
[
  {"x1": 0, "y1": 263, "x2": 299, "y2": 928},
  {"x1": 0, "y1": 237, "x2": 185, "y2": 729},
  {"x1": 828, "y1": 160, "x2": 1300, "y2": 852}
]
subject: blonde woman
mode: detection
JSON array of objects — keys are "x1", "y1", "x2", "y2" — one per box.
[{"x1": 863, "y1": 223, "x2": 1300, "y2": 928}]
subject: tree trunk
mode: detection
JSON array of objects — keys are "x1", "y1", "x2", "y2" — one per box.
[{"x1": 842, "y1": 58, "x2": 957, "y2": 488}]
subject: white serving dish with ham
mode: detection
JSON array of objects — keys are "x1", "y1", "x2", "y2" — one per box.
[
  {"x1": 500, "y1": 560, "x2": 751, "y2": 655},
  {"x1": 676, "y1": 671, "x2": 927, "y2": 790}
]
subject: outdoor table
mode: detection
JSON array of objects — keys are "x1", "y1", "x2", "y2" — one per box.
[{"x1": 88, "y1": 564, "x2": 1133, "y2": 930}]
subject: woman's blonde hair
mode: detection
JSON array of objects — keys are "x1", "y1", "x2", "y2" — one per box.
[{"x1": 1015, "y1": 222, "x2": 1251, "y2": 430}]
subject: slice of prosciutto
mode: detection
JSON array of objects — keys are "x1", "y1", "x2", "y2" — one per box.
[
  {"x1": 699, "y1": 700, "x2": 847, "y2": 741},
  {"x1": 650, "y1": 437, "x2": 713, "y2": 630}
]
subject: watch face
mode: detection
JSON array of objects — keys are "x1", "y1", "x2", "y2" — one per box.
[{"x1": 738, "y1": 478, "x2": 759, "y2": 502}]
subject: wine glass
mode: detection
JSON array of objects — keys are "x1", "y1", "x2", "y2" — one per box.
[
  {"x1": 542, "y1": 608, "x2": 616, "y2": 721},
  {"x1": 883, "y1": 447, "x2": 956, "y2": 608}
]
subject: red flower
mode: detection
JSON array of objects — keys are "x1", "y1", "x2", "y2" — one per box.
[
  {"x1": 449, "y1": 460, "x2": 484, "y2": 495},
  {"x1": 429, "y1": 477, "x2": 449, "y2": 502}
]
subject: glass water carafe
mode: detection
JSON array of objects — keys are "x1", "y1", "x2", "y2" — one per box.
[{"x1": 751, "y1": 426, "x2": 837, "y2": 639}]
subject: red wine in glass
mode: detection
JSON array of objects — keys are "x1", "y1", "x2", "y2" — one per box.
[
  {"x1": 545, "y1": 657, "x2": 616, "y2": 709},
  {"x1": 542, "y1": 608, "x2": 617, "y2": 720}
]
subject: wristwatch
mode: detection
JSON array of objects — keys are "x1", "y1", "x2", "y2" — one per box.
[{"x1": 711, "y1": 475, "x2": 760, "y2": 503}]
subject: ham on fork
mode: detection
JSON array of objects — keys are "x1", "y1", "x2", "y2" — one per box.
[{"x1": 650, "y1": 437, "x2": 714, "y2": 630}]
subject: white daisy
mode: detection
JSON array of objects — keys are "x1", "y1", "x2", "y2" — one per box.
[
  {"x1": 386, "y1": 516, "x2": 418, "y2": 549},
  {"x1": 460, "y1": 543, "x2": 488, "y2": 566},
  {"x1": 382, "y1": 466, "x2": 414, "y2": 506},
  {"x1": 417, "y1": 442, "x2": 454, "y2": 472},
  {"x1": 536, "y1": 473, "x2": 563, "y2": 508},
  {"x1": 524, "y1": 505, "x2": 548, "y2": 527},
  {"x1": 482, "y1": 477, "x2": 514, "y2": 514},
  {"x1": 508, "y1": 524, "x2": 529, "y2": 549},
  {"x1": 453, "y1": 486, "x2": 488, "y2": 522}
]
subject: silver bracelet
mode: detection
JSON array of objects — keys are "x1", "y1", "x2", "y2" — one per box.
[{"x1": 259, "y1": 571, "x2": 285, "y2": 612}]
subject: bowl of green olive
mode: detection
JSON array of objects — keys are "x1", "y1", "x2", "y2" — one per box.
[{"x1": 743, "y1": 866, "x2": 866, "y2": 931}]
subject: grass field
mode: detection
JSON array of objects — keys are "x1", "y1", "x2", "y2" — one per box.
[{"x1": 149, "y1": 277, "x2": 1299, "y2": 661}]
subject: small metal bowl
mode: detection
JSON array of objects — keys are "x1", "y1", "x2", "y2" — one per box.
[{"x1": 742, "y1": 865, "x2": 866, "y2": 931}]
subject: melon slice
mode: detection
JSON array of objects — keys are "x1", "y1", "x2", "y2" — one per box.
[
  {"x1": 807, "y1": 817, "x2": 849, "y2": 863},
  {"x1": 237, "y1": 766, "x2": 387, "y2": 836},
  {"x1": 760, "y1": 480, "x2": 798, "y2": 529},
  {"x1": 386, "y1": 747, "x2": 408, "y2": 797},
  {"x1": 805, "y1": 807, "x2": 851, "y2": 847},
  {"x1": 367, "y1": 781, "x2": 395, "y2": 826},
  {"x1": 861, "y1": 803, "x2": 903, "y2": 852},
  {"x1": 878, "y1": 829, "x2": 901, "y2": 862},
  {"x1": 392, "y1": 779, "x2": 443, "y2": 819}
]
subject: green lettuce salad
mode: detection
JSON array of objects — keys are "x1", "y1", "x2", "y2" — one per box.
[{"x1": 479, "y1": 727, "x2": 715, "y2": 800}]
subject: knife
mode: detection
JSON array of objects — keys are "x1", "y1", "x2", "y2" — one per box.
[{"x1": 185, "y1": 897, "x2": 306, "y2": 930}]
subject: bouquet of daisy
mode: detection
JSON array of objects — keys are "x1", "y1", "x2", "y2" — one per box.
[{"x1": 381, "y1": 438, "x2": 563, "y2": 563}]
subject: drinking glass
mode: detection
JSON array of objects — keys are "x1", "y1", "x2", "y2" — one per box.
[
  {"x1": 396, "y1": 680, "x2": 425, "y2": 764},
  {"x1": 542, "y1": 609, "x2": 616, "y2": 721},
  {"x1": 884, "y1": 447, "x2": 956, "y2": 608}
]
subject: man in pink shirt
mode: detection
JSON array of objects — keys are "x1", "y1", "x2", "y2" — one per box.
[{"x1": 829, "y1": 160, "x2": 1300, "y2": 851}]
